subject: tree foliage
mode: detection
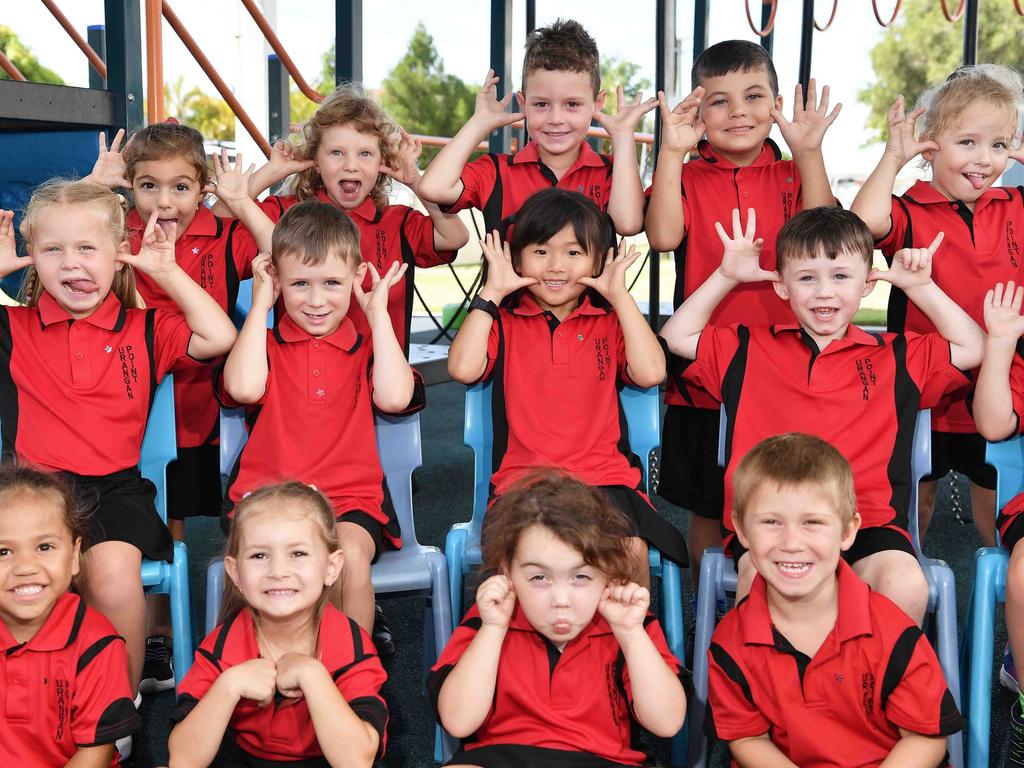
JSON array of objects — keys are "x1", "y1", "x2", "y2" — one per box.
[
  {"x1": 0, "y1": 25, "x2": 63, "y2": 84},
  {"x1": 163, "y1": 76, "x2": 234, "y2": 141},
  {"x1": 859, "y1": 0, "x2": 1024, "y2": 144}
]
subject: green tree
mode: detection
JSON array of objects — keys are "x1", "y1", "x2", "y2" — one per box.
[
  {"x1": 164, "y1": 76, "x2": 234, "y2": 141},
  {"x1": 600, "y1": 57, "x2": 652, "y2": 118},
  {"x1": 0, "y1": 26, "x2": 63, "y2": 84},
  {"x1": 859, "y1": 0, "x2": 1024, "y2": 143},
  {"x1": 289, "y1": 41, "x2": 337, "y2": 126}
]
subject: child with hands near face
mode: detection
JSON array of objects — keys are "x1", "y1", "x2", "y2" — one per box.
[
  {"x1": 429, "y1": 470, "x2": 687, "y2": 768},
  {"x1": 448, "y1": 188, "x2": 687, "y2": 576},
  {"x1": 168, "y1": 482, "x2": 387, "y2": 768},
  {"x1": 660, "y1": 206, "x2": 984, "y2": 625}
]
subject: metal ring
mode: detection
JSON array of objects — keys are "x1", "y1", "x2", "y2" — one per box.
[
  {"x1": 871, "y1": 0, "x2": 903, "y2": 27},
  {"x1": 744, "y1": 0, "x2": 779, "y2": 37},
  {"x1": 940, "y1": 0, "x2": 966, "y2": 22},
  {"x1": 814, "y1": 0, "x2": 840, "y2": 31}
]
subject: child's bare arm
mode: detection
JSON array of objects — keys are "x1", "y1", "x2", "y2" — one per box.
[
  {"x1": 975, "y1": 282, "x2": 1024, "y2": 440},
  {"x1": 852, "y1": 97, "x2": 940, "y2": 238},
  {"x1": 417, "y1": 70, "x2": 524, "y2": 206},
  {"x1": 878, "y1": 729, "x2": 948, "y2": 767},
  {"x1": 659, "y1": 208, "x2": 777, "y2": 360},
  {"x1": 447, "y1": 231, "x2": 537, "y2": 383},
  {"x1": 223, "y1": 253, "x2": 275, "y2": 404},
  {"x1": 594, "y1": 86, "x2": 658, "y2": 235},
  {"x1": 0, "y1": 210, "x2": 31, "y2": 279},
  {"x1": 729, "y1": 734, "x2": 800, "y2": 768},
  {"x1": 65, "y1": 745, "x2": 116, "y2": 768},
  {"x1": 772, "y1": 80, "x2": 841, "y2": 209},
  {"x1": 213, "y1": 150, "x2": 276, "y2": 253},
  {"x1": 579, "y1": 242, "x2": 664, "y2": 387},
  {"x1": 644, "y1": 89, "x2": 705, "y2": 252},
  {"x1": 355, "y1": 262, "x2": 416, "y2": 412},
  {"x1": 437, "y1": 575, "x2": 514, "y2": 737}
]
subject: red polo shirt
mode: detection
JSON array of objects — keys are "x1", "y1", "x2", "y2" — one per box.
[
  {"x1": 996, "y1": 347, "x2": 1024, "y2": 548},
  {"x1": 128, "y1": 206, "x2": 260, "y2": 448},
  {"x1": 707, "y1": 560, "x2": 964, "y2": 767},
  {"x1": 0, "y1": 592, "x2": 140, "y2": 765},
  {"x1": 877, "y1": 182, "x2": 1024, "y2": 432},
  {"x1": 685, "y1": 323, "x2": 970, "y2": 533},
  {"x1": 444, "y1": 140, "x2": 614, "y2": 235},
  {"x1": 173, "y1": 604, "x2": 388, "y2": 762},
  {"x1": 0, "y1": 292, "x2": 197, "y2": 475},
  {"x1": 259, "y1": 191, "x2": 456, "y2": 353},
  {"x1": 646, "y1": 139, "x2": 799, "y2": 410},
  {"x1": 481, "y1": 290, "x2": 645, "y2": 498},
  {"x1": 428, "y1": 604, "x2": 683, "y2": 766}
]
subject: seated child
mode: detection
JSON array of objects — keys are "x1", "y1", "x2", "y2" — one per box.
[
  {"x1": 417, "y1": 18, "x2": 655, "y2": 236},
  {"x1": 429, "y1": 469, "x2": 687, "y2": 768},
  {"x1": 216, "y1": 200, "x2": 421, "y2": 640},
  {"x1": 660, "y1": 205, "x2": 984, "y2": 622},
  {"x1": 169, "y1": 482, "x2": 386, "y2": 768},
  {"x1": 0, "y1": 462, "x2": 141, "y2": 765},
  {"x1": 707, "y1": 433, "x2": 964, "y2": 767},
  {"x1": 447, "y1": 187, "x2": 687, "y2": 573},
  {"x1": 852, "y1": 64, "x2": 1024, "y2": 547}
]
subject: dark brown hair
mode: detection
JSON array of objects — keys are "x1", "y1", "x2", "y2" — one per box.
[
  {"x1": 522, "y1": 19, "x2": 601, "y2": 97},
  {"x1": 123, "y1": 121, "x2": 211, "y2": 189},
  {"x1": 0, "y1": 461, "x2": 90, "y2": 548},
  {"x1": 481, "y1": 469, "x2": 639, "y2": 584},
  {"x1": 776, "y1": 206, "x2": 874, "y2": 271},
  {"x1": 691, "y1": 39, "x2": 779, "y2": 96},
  {"x1": 509, "y1": 188, "x2": 613, "y2": 275},
  {"x1": 271, "y1": 200, "x2": 361, "y2": 269}
]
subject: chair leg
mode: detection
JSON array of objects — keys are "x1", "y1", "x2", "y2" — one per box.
[
  {"x1": 967, "y1": 549, "x2": 1006, "y2": 768},
  {"x1": 206, "y1": 556, "x2": 225, "y2": 636},
  {"x1": 689, "y1": 548, "x2": 724, "y2": 768},
  {"x1": 169, "y1": 541, "x2": 193, "y2": 684},
  {"x1": 445, "y1": 528, "x2": 467, "y2": 632},
  {"x1": 426, "y1": 549, "x2": 458, "y2": 764},
  {"x1": 925, "y1": 560, "x2": 963, "y2": 768}
]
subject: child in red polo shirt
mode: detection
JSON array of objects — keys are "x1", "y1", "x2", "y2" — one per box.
[
  {"x1": 430, "y1": 470, "x2": 686, "y2": 768},
  {"x1": 707, "y1": 433, "x2": 964, "y2": 767},
  {"x1": 417, "y1": 18, "x2": 655, "y2": 237},
  {"x1": 0, "y1": 180, "x2": 237, "y2": 699},
  {"x1": 645, "y1": 40, "x2": 841, "y2": 580},
  {"x1": 0, "y1": 463, "x2": 141, "y2": 766},
  {"x1": 660, "y1": 206, "x2": 984, "y2": 624},
  {"x1": 448, "y1": 187, "x2": 688, "y2": 574},
  {"x1": 170, "y1": 481, "x2": 387, "y2": 767},
  {"x1": 217, "y1": 200, "x2": 420, "y2": 640},
  {"x1": 852, "y1": 64, "x2": 1024, "y2": 551}
]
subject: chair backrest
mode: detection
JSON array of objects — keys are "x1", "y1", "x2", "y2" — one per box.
[
  {"x1": 986, "y1": 434, "x2": 1024, "y2": 527},
  {"x1": 233, "y1": 279, "x2": 273, "y2": 330},
  {"x1": 139, "y1": 374, "x2": 177, "y2": 524}
]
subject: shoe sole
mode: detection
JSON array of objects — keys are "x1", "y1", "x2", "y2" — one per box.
[
  {"x1": 1002, "y1": 664, "x2": 1022, "y2": 694},
  {"x1": 139, "y1": 676, "x2": 176, "y2": 694}
]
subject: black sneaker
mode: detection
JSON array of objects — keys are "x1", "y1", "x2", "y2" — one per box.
[
  {"x1": 139, "y1": 635, "x2": 175, "y2": 693},
  {"x1": 1006, "y1": 697, "x2": 1024, "y2": 767},
  {"x1": 372, "y1": 603, "x2": 396, "y2": 657}
]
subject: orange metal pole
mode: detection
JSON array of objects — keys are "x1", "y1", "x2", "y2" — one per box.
[
  {"x1": 162, "y1": 1, "x2": 271, "y2": 157},
  {"x1": 146, "y1": 0, "x2": 164, "y2": 122},
  {"x1": 239, "y1": 0, "x2": 323, "y2": 103},
  {"x1": 40, "y1": 0, "x2": 108, "y2": 79},
  {"x1": 0, "y1": 49, "x2": 26, "y2": 81}
]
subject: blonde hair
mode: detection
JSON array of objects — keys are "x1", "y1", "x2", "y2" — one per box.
[
  {"x1": 917, "y1": 64, "x2": 1024, "y2": 146},
  {"x1": 291, "y1": 82, "x2": 400, "y2": 210},
  {"x1": 18, "y1": 179, "x2": 140, "y2": 308}
]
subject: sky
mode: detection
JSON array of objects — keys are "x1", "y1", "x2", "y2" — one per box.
[{"x1": 6, "y1": 1, "x2": 969, "y2": 178}]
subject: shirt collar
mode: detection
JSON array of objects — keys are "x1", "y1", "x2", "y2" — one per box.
[
  {"x1": 127, "y1": 204, "x2": 220, "y2": 238},
  {"x1": 315, "y1": 188, "x2": 381, "y2": 223},
  {"x1": 769, "y1": 323, "x2": 886, "y2": 354},
  {"x1": 37, "y1": 290, "x2": 126, "y2": 331},
  {"x1": 230, "y1": 605, "x2": 361, "y2": 666},
  {"x1": 695, "y1": 137, "x2": 783, "y2": 170},
  {"x1": 508, "y1": 289, "x2": 609, "y2": 318},
  {"x1": 902, "y1": 179, "x2": 1012, "y2": 210},
  {"x1": 512, "y1": 140, "x2": 606, "y2": 172},
  {"x1": 273, "y1": 312, "x2": 361, "y2": 351},
  {"x1": 0, "y1": 592, "x2": 85, "y2": 653}
]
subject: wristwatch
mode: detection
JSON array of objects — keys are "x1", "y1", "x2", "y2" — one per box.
[{"x1": 469, "y1": 295, "x2": 499, "y2": 320}]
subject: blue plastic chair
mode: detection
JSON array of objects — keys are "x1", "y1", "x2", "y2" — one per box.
[
  {"x1": 444, "y1": 381, "x2": 688, "y2": 765},
  {"x1": 138, "y1": 374, "x2": 194, "y2": 685},
  {"x1": 207, "y1": 410, "x2": 458, "y2": 762},
  {"x1": 960, "y1": 435, "x2": 1024, "y2": 768},
  {"x1": 690, "y1": 409, "x2": 963, "y2": 768}
]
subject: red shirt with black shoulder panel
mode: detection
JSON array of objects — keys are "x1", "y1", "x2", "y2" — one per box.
[
  {"x1": 0, "y1": 291, "x2": 198, "y2": 475},
  {"x1": 707, "y1": 560, "x2": 964, "y2": 768},
  {"x1": 257, "y1": 190, "x2": 456, "y2": 353},
  {"x1": 172, "y1": 604, "x2": 388, "y2": 763},
  {"x1": 428, "y1": 603, "x2": 684, "y2": 766},
  {"x1": 876, "y1": 181, "x2": 1024, "y2": 432},
  {"x1": 480, "y1": 289, "x2": 644, "y2": 497},
  {"x1": 684, "y1": 323, "x2": 970, "y2": 534},
  {"x1": 645, "y1": 139, "x2": 800, "y2": 410},
  {"x1": 0, "y1": 592, "x2": 141, "y2": 766},
  {"x1": 128, "y1": 206, "x2": 260, "y2": 448}
]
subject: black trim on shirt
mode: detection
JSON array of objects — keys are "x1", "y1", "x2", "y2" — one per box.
[
  {"x1": 770, "y1": 627, "x2": 812, "y2": 690},
  {"x1": 482, "y1": 154, "x2": 505, "y2": 233},
  {"x1": 86, "y1": 696, "x2": 142, "y2": 745},
  {"x1": 886, "y1": 335, "x2": 921, "y2": 531},
  {"x1": 76, "y1": 635, "x2": 118, "y2": 674},
  {"x1": 709, "y1": 642, "x2": 755, "y2": 706},
  {"x1": 225, "y1": 217, "x2": 243, "y2": 326},
  {"x1": 489, "y1": 313, "x2": 510, "y2": 504},
  {"x1": 399, "y1": 207, "x2": 416, "y2": 356},
  {"x1": 880, "y1": 625, "x2": 924, "y2": 709},
  {"x1": 719, "y1": 325, "x2": 751, "y2": 469},
  {"x1": 144, "y1": 309, "x2": 158, "y2": 413},
  {"x1": 169, "y1": 692, "x2": 199, "y2": 723},
  {"x1": 884, "y1": 197, "x2": 914, "y2": 333},
  {"x1": 0, "y1": 308, "x2": 18, "y2": 459},
  {"x1": 67, "y1": 591, "x2": 88, "y2": 646}
]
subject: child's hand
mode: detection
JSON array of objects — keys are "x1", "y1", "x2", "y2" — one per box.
[
  {"x1": 88, "y1": 129, "x2": 132, "y2": 189},
  {"x1": 715, "y1": 208, "x2": 777, "y2": 284},
  {"x1": 772, "y1": 79, "x2": 841, "y2": 156},
  {"x1": 225, "y1": 658, "x2": 278, "y2": 707},
  {"x1": 0, "y1": 209, "x2": 31, "y2": 277},
  {"x1": 471, "y1": 69, "x2": 525, "y2": 132},
  {"x1": 883, "y1": 96, "x2": 940, "y2": 166},
  {"x1": 381, "y1": 128, "x2": 423, "y2": 188},
  {"x1": 593, "y1": 85, "x2": 658, "y2": 141},
  {"x1": 212, "y1": 149, "x2": 257, "y2": 206},
  {"x1": 579, "y1": 242, "x2": 643, "y2": 303},
  {"x1": 871, "y1": 232, "x2": 943, "y2": 290},
  {"x1": 598, "y1": 582, "x2": 650, "y2": 633},
  {"x1": 354, "y1": 260, "x2": 407, "y2": 318},
  {"x1": 656, "y1": 88, "x2": 706, "y2": 156},
  {"x1": 267, "y1": 139, "x2": 315, "y2": 178},
  {"x1": 984, "y1": 281, "x2": 1024, "y2": 341},
  {"x1": 250, "y1": 252, "x2": 279, "y2": 313},
  {"x1": 274, "y1": 652, "x2": 323, "y2": 699},
  {"x1": 476, "y1": 574, "x2": 516, "y2": 628},
  {"x1": 119, "y1": 210, "x2": 178, "y2": 276},
  {"x1": 479, "y1": 230, "x2": 537, "y2": 301}
]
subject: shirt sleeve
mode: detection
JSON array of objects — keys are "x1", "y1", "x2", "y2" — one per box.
[
  {"x1": 681, "y1": 324, "x2": 741, "y2": 403},
  {"x1": 1010, "y1": 350, "x2": 1024, "y2": 430},
  {"x1": 443, "y1": 155, "x2": 499, "y2": 214},
  {"x1": 705, "y1": 636, "x2": 771, "y2": 741},
  {"x1": 904, "y1": 332, "x2": 972, "y2": 406},
  {"x1": 71, "y1": 631, "x2": 142, "y2": 746},
  {"x1": 874, "y1": 196, "x2": 909, "y2": 257},
  {"x1": 331, "y1": 621, "x2": 389, "y2": 759},
  {"x1": 170, "y1": 635, "x2": 224, "y2": 723},
  {"x1": 880, "y1": 624, "x2": 965, "y2": 737},
  {"x1": 151, "y1": 308, "x2": 203, "y2": 373},
  {"x1": 426, "y1": 608, "x2": 482, "y2": 717},
  {"x1": 400, "y1": 207, "x2": 457, "y2": 267}
]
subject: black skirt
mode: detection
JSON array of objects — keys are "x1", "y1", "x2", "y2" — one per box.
[
  {"x1": 448, "y1": 744, "x2": 652, "y2": 767},
  {"x1": 600, "y1": 485, "x2": 689, "y2": 567}
]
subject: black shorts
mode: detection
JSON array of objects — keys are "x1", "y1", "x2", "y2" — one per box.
[
  {"x1": 600, "y1": 485, "x2": 689, "y2": 567},
  {"x1": 167, "y1": 444, "x2": 223, "y2": 520},
  {"x1": 62, "y1": 467, "x2": 174, "y2": 562},
  {"x1": 658, "y1": 405, "x2": 725, "y2": 520},
  {"x1": 447, "y1": 744, "x2": 649, "y2": 768},
  {"x1": 727, "y1": 524, "x2": 916, "y2": 568},
  {"x1": 922, "y1": 430, "x2": 997, "y2": 490}
]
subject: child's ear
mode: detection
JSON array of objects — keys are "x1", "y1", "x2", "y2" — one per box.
[
  {"x1": 839, "y1": 511, "x2": 862, "y2": 552},
  {"x1": 731, "y1": 512, "x2": 749, "y2": 549},
  {"x1": 594, "y1": 89, "x2": 607, "y2": 114},
  {"x1": 324, "y1": 548, "x2": 344, "y2": 587},
  {"x1": 70, "y1": 537, "x2": 82, "y2": 579},
  {"x1": 920, "y1": 136, "x2": 936, "y2": 162},
  {"x1": 355, "y1": 261, "x2": 368, "y2": 282},
  {"x1": 862, "y1": 275, "x2": 877, "y2": 297},
  {"x1": 114, "y1": 238, "x2": 131, "y2": 267},
  {"x1": 224, "y1": 556, "x2": 241, "y2": 589},
  {"x1": 772, "y1": 277, "x2": 789, "y2": 301},
  {"x1": 774, "y1": 93, "x2": 784, "y2": 116},
  {"x1": 516, "y1": 91, "x2": 527, "y2": 112}
]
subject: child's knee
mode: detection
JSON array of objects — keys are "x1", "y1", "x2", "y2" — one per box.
[
  {"x1": 856, "y1": 553, "x2": 928, "y2": 620},
  {"x1": 1006, "y1": 546, "x2": 1024, "y2": 603}
]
